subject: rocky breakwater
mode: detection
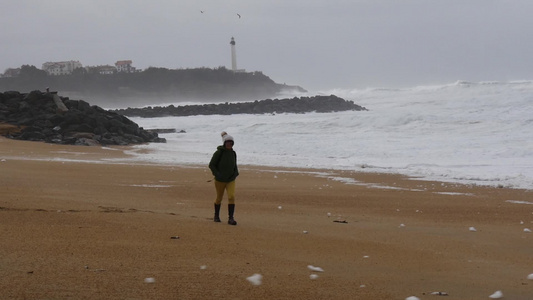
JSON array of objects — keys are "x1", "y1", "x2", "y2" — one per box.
[
  {"x1": 0, "y1": 90, "x2": 165, "y2": 146},
  {"x1": 113, "y1": 95, "x2": 367, "y2": 118}
]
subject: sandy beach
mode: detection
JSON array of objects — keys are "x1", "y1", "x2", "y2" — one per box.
[{"x1": 1, "y1": 137, "x2": 532, "y2": 299}]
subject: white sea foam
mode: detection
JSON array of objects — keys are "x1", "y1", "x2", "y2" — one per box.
[
  {"x1": 246, "y1": 273, "x2": 263, "y2": 286},
  {"x1": 307, "y1": 265, "x2": 324, "y2": 272},
  {"x1": 434, "y1": 192, "x2": 474, "y2": 196},
  {"x1": 506, "y1": 200, "x2": 533, "y2": 205},
  {"x1": 114, "y1": 80, "x2": 532, "y2": 190},
  {"x1": 123, "y1": 184, "x2": 173, "y2": 188}
]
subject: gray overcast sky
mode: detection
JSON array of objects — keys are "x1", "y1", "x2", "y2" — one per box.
[{"x1": 2, "y1": 0, "x2": 533, "y2": 91}]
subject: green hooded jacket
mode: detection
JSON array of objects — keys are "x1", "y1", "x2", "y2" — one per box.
[{"x1": 209, "y1": 145, "x2": 239, "y2": 182}]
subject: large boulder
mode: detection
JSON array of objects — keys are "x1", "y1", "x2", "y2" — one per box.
[{"x1": 0, "y1": 90, "x2": 165, "y2": 146}]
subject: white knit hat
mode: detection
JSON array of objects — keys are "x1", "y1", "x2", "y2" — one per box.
[{"x1": 221, "y1": 131, "x2": 234, "y2": 143}]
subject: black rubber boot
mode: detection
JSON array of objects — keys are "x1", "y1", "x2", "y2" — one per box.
[
  {"x1": 228, "y1": 204, "x2": 237, "y2": 225},
  {"x1": 214, "y1": 204, "x2": 221, "y2": 222}
]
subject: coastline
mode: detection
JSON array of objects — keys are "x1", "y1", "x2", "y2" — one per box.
[{"x1": 1, "y1": 137, "x2": 532, "y2": 299}]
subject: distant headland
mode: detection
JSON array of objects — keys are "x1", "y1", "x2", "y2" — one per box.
[{"x1": 0, "y1": 65, "x2": 306, "y2": 108}]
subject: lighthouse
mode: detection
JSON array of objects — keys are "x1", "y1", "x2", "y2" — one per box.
[
  {"x1": 229, "y1": 37, "x2": 245, "y2": 72},
  {"x1": 230, "y1": 37, "x2": 237, "y2": 71}
]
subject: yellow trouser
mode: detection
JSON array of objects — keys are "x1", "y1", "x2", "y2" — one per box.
[{"x1": 214, "y1": 180, "x2": 236, "y2": 205}]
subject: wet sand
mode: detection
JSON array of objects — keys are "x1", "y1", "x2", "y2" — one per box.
[{"x1": 1, "y1": 137, "x2": 532, "y2": 299}]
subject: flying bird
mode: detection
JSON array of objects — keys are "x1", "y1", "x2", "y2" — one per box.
[
  {"x1": 200, "y1": 10, "x2": 204, "y2": 13},
  {"x1": 237, "y1": 13, "x2": 241, "y2": 18}
]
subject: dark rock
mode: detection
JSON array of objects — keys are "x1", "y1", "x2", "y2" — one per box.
[
  {"x1": 93, "y1": 125, "x2": 108, "y2": 135},
  {"x1": 3, "y1": 91, "x2": 21, "y2": 99},
  {"x1": 45, "y1": 134, "x2": 63, "y2": 144},
  {"x1": 66, "y1": 132, "x2": 96, "y2": 140},
  {"x1": 19, "y1": 101, "x2": 31, "y2": 111},
  {"x1": 17, "y1": 117, "x2": 35, "y2": 126},
  {"x1": 66, "y1": 123, "x2": 94, "y2": 133},
  {"x1": 123, "y1": 134, "x2": 145, "y2": 144},
  {"x1": 146, "y1": 128, "x2": 177, "y2": 134},
  {"x1": 19, "y1": 130, "x2": 46, "y2": 141},
  {"x1": 113, "y1": 94, "x2": 367, "y2": 118},
  {"x1": 77, "y1": 100, "x2": 91, "y2": 112},
  {"x1": 0, "y1": 90, "x2": 166, "y2": 146},
  {"x1": 33, "y1": 119, "x2": 53, "y2": 129},
  {"x1": 75, "y1": 138, "x2": 100, "y2": 146},
  {"x1": 47, "y1": 114, "x2": 65, "y2": 126},
  {"x1": 110, "y1": 136, "x2": 130, "y2": 146}
]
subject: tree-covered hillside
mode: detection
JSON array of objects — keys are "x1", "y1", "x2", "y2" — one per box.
[{"x1": 0, "y1": 66, "x2": 306, "y2": 108}]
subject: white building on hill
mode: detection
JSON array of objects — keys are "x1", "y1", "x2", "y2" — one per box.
[
  {"x1": 42, "y1": 60, "x2": 83, "y2": 75},
  {"x1": 90, "y1": 65, "x2": 117, "y2": 75}
]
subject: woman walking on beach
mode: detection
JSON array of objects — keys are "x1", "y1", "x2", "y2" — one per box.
[{"x1": 209, "y1": 131, "x2": 239, "y2": 225}]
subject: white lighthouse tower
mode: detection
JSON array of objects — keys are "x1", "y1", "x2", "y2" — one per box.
[
  {"x1": 229, "y1": 37, "x2": 245, "y2": 72},
  {"x1": 230, "y1": 37, "x2": 237, "y2": 71}
]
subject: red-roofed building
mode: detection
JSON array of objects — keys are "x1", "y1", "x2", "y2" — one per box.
[{"x1": 115, "y1": 60, "x2": 136, "y2": 73}]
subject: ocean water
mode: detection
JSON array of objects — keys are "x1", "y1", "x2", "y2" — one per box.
[{"x1": 123, "y1": 80, "x2": 533, "y2": 190}]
